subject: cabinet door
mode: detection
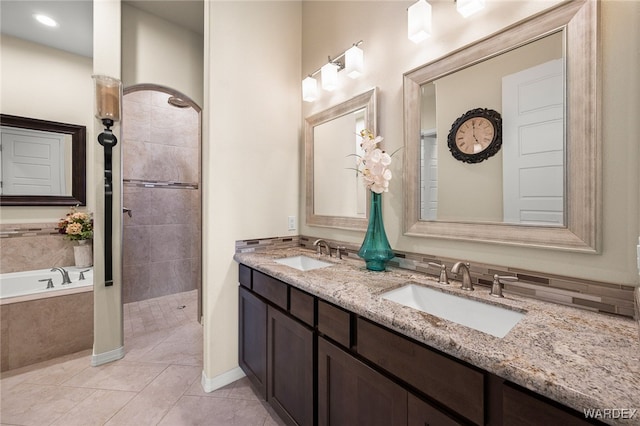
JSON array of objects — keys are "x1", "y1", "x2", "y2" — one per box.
[
  {"x1": 318, "y1": 337, "x2": 407, "y2": 426},
  {"x1": 239, "y1": 286, "x2": 267, "y2": 397},
  {"x1": 268, "y1": 306, "x2": 314, "y2": 426},
  {"x1": 408, "y1": 393, "x2": 462, "y2": 426},
  {"x1": 503, "y1": 384, "x2": 596, "y2": 426}
]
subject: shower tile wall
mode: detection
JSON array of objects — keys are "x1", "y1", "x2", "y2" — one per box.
[{"x1": 122, "y1": 90, "x2": 201, "y2": 304}]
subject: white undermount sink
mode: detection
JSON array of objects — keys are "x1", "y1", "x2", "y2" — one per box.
[
  {"x1": 274, "y1": 255, "x2": 333, "y2": 271},
  {"x1": 381, "y1": 284, "x2": 524, "y2": 338}
]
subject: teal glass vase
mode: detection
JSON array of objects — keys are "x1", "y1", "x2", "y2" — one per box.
[{"x1": 358, "y1": 191, "x2": 395, "y2": 271}]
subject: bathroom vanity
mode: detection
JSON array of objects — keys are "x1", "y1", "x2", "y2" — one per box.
[{"x1": 235, "y1": 248, "x2": 639, "y2": 426}]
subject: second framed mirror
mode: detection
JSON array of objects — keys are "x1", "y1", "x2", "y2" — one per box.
[{"x1": 305, "y1": 88, "x2": 377, "y2": 230}]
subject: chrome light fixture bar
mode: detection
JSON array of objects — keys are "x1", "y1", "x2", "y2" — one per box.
[{"x1": 302, "y1": 40, "x2": 364, "y2": 102}]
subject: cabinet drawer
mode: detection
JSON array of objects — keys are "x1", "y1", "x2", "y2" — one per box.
[
  {"x1": 318, "y1": 300, "x2": 351, "y2": 348},
  {"x1": 357, "y1": 317, "x2": 485, "y2": 425},
  {"x1": 503, "y1": 383, "x2": 595, "y2": 426},
  {"x1": 239, "y1": 264, "x2": 252, "y2": 289},
  {"x1": 253, "y1": 271, "x2": 288, "y2": 310},
  {"x1": 290, "y1": 287, "x2": 315, "y2": 327}
]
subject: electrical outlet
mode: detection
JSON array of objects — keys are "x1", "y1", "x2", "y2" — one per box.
[{"x1": 288, "y1": 216, "x2": 296, "y2": 231}]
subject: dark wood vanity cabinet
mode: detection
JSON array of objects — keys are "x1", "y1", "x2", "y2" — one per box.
[
  {"x1": 238, "y1": 268, "x2": 313, "y2": 426},
  {"x1": 238, "y1": 265, "x2": 602, "y2": 426},
  {"x1": 268, "y1": 306, "x2": 314, "y2": 426},
  {"x1": 318, "y1": 337, "x2": 407, "y2": 426},
  {"x1": 238, "y1": 286, "x2": 267, "y2": 397}
]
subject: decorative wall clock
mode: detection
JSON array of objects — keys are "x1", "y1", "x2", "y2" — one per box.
[{"x1": 447, "y1": 108, "x2": 502, "y2": 164}]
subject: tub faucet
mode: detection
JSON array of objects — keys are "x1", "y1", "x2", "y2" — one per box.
[
  {"x1": 313, "y1": 239, "x2": 331, "y2": 257},
  {"x1": 79, "y1": 269, "x2": 91, "y2": 280},
  {"x1": 51, "y1": 267, "x2": 72, "y2": 285},
  {"x1": 451, "y1": 262, "x2": 473, "y2": 291}
]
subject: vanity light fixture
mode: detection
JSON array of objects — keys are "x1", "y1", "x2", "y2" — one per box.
[
  {"x1": 301, "y1": 40, "x2": 364, "y2": 102},
  {"x1": 92, "y1": 74, "x2": 122, "y2": 287},
  {"x1": 408, "y1": 0, "x2": 432, "y2": 43},
  {"x1": 456, "y1": 0, "x2": 485, "y2": 18},
  {"x1": 302, "y1": 76, "x2": 318, "y2": 102},
  {"x1": 345, "y1": 44, "x2": 364, "y2": 79},
  {"x1": 321, "y1": 62, "x2": 340, "y2": 92}
]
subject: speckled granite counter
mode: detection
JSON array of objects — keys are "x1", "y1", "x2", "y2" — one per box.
[{"x1": 235, "y1": 247, "x2": 640, "y2": 425}]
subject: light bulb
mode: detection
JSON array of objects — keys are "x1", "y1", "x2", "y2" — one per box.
[
  {"x1": 408, "y1": 0, "x2": 432, "y2": 43},
  {"x1": 457, "y1": 0, "x2": 485, "y2": 18},
  {"x1": 345, "y1": 45, "x2": 364, "y2": 79},
  {"x1": 302, "y1": 76, "x2": 318, "y2": 102},
  {"x1": 321, "y1": 62, "x2": 339, "y2": 92}
]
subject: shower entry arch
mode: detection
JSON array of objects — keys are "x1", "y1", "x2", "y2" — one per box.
[{"x1": 121, "y1": 84, "x2": 203, "y2": 323}]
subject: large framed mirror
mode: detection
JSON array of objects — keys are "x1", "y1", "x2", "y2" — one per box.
[
  {"x1": 306, "y1": 88, "x2": 377, "y2": 230},
  {"x1": 404, "y1": 0, "x2": 600, "y2": 253},
  {"x1": 0, "y1": 114, "x2": 86, "y2": 206}
]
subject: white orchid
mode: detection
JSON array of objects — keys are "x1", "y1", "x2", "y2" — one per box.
[{"x1": 356, "y1": 129, "x2": 393, "y2": 194}]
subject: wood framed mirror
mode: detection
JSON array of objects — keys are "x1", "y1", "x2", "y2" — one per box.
[
  {"x1": 403, "y1": 0, "x2": 600, "y2": 253},
  {"x1": 0, "y1": 114, "x2": 87, "y2": 206},
  {"x1": 305, "y1": 88, "x2": 377, "y2": 231}
]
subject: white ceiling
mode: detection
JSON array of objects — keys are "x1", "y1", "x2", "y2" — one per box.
[
  {"x1": 0, "y1": 0, "x2": 203, "y2": 58},
  {"x1": 0, "y1": 1, "x2": 94, "y2": 57}
]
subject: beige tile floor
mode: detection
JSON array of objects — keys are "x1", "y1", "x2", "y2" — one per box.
[{"x1": 0, "y1": 290, "x2": 285, "y2": 426}]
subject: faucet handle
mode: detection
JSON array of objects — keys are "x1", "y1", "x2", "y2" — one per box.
[
  {"x1": 336, "y1": 246, "x2": 347, "y2": 260},
  {"x1": 490, "y1": 275, "x2": 518, "y2": 298},
  {"x1": 79, "y1": 269, "x2": 91, "y2": 280},
  {"x1": 39, "y1": 278, "x2": 54, "y2": 289},
  {"x1": 427, "y1": 262, "x2": 449, "y2": 285}
]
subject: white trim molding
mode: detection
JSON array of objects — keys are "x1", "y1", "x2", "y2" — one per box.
[
  {"x1": 91, "y1": 345, "x2": 124, "y2": 367},
  {"x1": 201, "y1": 367, "x2": 246, "y2": 393}
]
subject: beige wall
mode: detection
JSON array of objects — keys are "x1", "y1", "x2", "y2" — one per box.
[
  {"x1": 203, "y1": 1, "x2": 301, "y2": 379},
  {"x1": 0, "y1": 36, "x2": 94, "y2": 223},
  {"x1": 122, "y1": 3, "x2": 203, "y2": 107},
  {"x1": 301, "y1": 0, "x2": 640, "y2": 286}
]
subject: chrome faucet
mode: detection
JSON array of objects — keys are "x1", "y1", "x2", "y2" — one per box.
[
  {"x1": 313, "y1": 239, "x2": 331, "y2": 257},
  {"x1": 451, "y1": 262, "x2": 473, "y2": 291},
  {"x1": 490, "y1": 274, "x2": 519, "y2": 298},
  {"x1": 51, "y1": 267, "x2": 72, "y2": 285}
]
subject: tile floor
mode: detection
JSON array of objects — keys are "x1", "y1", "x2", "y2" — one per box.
[{"x1": 0, "y1": 290, "x2": 285, "y2": 426}]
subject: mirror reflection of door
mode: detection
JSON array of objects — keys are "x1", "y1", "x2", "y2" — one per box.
[
  {"x1": 502, "y1": 59, "x2": 565, "y2": 225},
  {"x1": 0, "y1": 127, "x2": 69, "y2": 195}
]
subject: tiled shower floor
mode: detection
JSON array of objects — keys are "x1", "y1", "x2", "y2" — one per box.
[{"x1": 0, "y1": 290, "x2": 285, "y2": 425}]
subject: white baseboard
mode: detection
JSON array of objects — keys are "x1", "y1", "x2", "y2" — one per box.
[
  {"x1": 91, "y1": 346, "x2": 125, "y2": 367},
  {"x1": 201, "y1": 367, "x2": 246, "y2": 393}
]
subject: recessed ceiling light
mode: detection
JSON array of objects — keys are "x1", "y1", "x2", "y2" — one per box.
[{"x1": 34, "y1": 14, "x2": 58, "y2": 28}]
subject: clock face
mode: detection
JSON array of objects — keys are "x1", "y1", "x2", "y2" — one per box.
[
  {"x1": 447, "y1": 108, "x2": 502, "y2": 164},
  {"x1": 454, "y1": 117, "x2": 495, "y2": 155}
]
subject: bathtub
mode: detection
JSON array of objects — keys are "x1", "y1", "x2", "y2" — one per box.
[
  {"x1": 0, "y1": 267, "x2": 93, "y2": 302},
  {"x1": 1, "y1": 267, "x2": 94, "y2": 372}
]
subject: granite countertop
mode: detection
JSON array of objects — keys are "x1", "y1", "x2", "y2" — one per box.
[{"x1": 234, "y1": 247, "x2": 640, "y2": 425}]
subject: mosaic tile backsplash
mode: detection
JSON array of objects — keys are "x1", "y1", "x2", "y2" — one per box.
[{"x1": 235, "y1": 235, "x2": 636, "y2": 318}]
